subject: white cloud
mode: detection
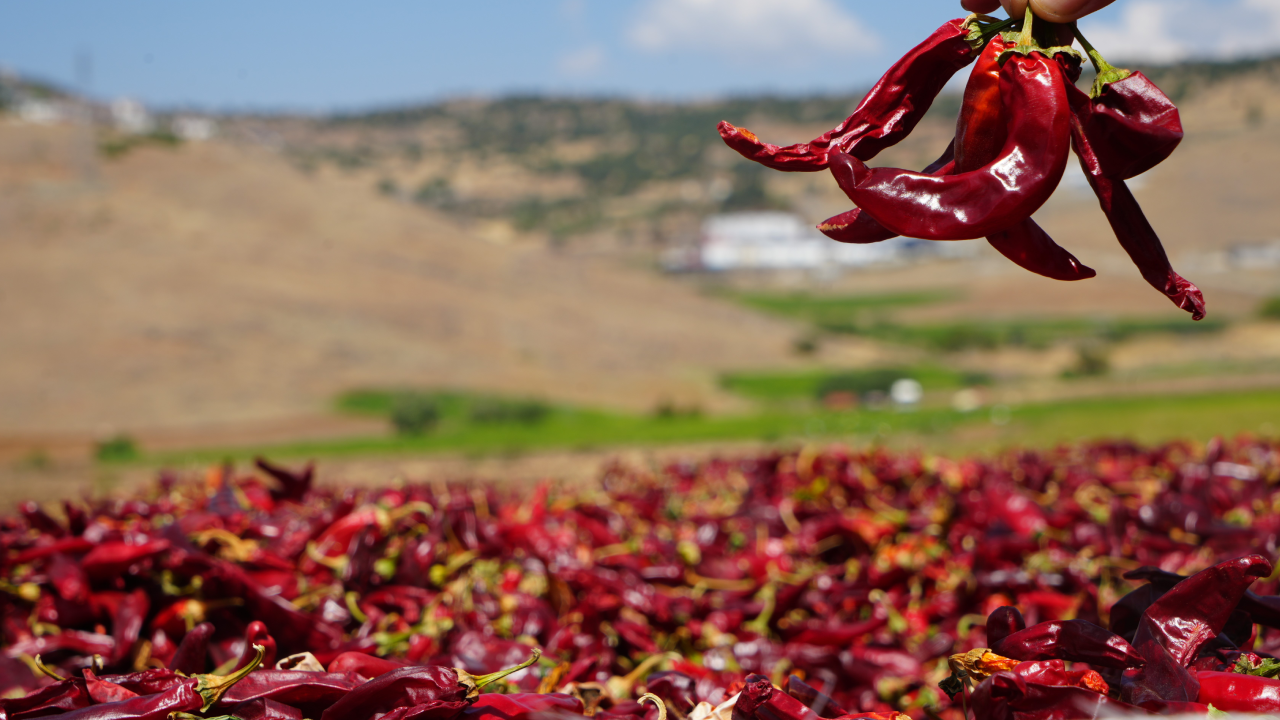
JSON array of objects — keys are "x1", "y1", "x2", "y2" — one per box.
[
  {"x1": 1078, "y1": 1, "x2": 1190, "y2": 64},
  {"x1": 558, "y1": 45, "x2": 607, "y2": 77},
  {"x1": 628, "y1": 0, "x2": 879, "y2": 62},
  {"x1": 1079, "y1": 0, "x2": 1280, "y2": 63}
]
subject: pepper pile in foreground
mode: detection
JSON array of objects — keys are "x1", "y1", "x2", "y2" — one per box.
[
  {"x1": 720, "y1": 10, "x2": 1203, "y2": 320},
  {"x1": 3, "y1": 438, "x2": 1280, "y2": 719}
]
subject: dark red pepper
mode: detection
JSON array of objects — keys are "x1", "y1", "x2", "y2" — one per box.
[
  {"x1": 169, "y1": 622, "x2": 214, "y2": 675},
  {"x1": 319, "y1": 650, "x2": 539, "y2": 720},
  {"x1": 1059, "y1": 46, "x2": 1204, "y2": 320},
  {"x1": 719, "y1": 18, "x2": 984, "y2": 172},
  {"x1": 783, "y1": 675, "x2": 847, "y2": 719},
  {"x1": 829, "y1": 21, "x2": 1073, "y2": 241},
  {"x1": 992, "y1": 619, "x2": 1145, "y2": 669},
  {"x1": 36, "y1": 646, "x2": 262, "y2": 720},
  {"x1": 0, "y1": 678, "x2": 92, "y2": 720},
  {"x1": 1197, "y1": 671, "x2": 1280, "y2": 713}
]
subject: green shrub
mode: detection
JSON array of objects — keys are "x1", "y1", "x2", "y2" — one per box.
[
  {"x1": 1261, "y1": 297, "x2": 1280, "y2": 320},
  {"x1": 469, "y1": 399, "x2": 550, "y2": 425},
  {"x1": 96, "y1": 435, "x2": 140, "y2": 463},
  {"x1": 390, "y1": 393, "x2": 441, "y2": 435}
]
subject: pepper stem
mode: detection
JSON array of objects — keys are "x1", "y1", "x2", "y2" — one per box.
[
  {"x1": 1018, "y1": 6, "x2": 1036, "y2": 48},
  {"x1": 1071, "y1": 23, "x2": 1132, "y2": 97},
  {"x1": 455, "y1": 648, "x2": 542, "y2": 700},
  {"x1": 33, "y1": 655, "x2": 67, "y2": 681},
  {"x1": 195, "y1": 644, "x2": 264, "y2": 711},
  {"x1": 640, "y1": 693, "x2": 669, "y2": 720}
]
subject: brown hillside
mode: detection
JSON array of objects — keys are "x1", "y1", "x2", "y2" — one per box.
[{"x1": 0, "y1": 124, "x2": 811, "y2": 443}]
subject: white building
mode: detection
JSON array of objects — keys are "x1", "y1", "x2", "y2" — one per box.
[
  {"x1": 697, "y1": 212, "x2": 901, "y2": 272},
  {"x1": 172, "y1": 115, "x2": 217, "y2": 141},
  {"x1": 111, "y1": 97, "x2": 153, "y2": 134}
]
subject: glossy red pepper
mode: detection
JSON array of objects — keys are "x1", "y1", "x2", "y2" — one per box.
[
  {"x1": 216, "y1": 671, "x2": 361, "y2": 716},
  {"x1": 829, "y1": 34, "x2": 1073, "y2": 241},
  {"x1": 326, "y1": 651, "x2": 410, "y2": 679},
  {"x1": 82, "y1": 670, "x2": 139, "y2": 705},
  {"x1": 319, "y1": 651, "x2": 538, "y2": 720},
  {"x1": 719, "y1": 18, "x2": 983, "y2": 172},
  {"x1": 1059, "y1": 54, "x2": 1204, "y2": 320},
  {"x1": 40, "y1": 648, "x2": 261, "y2": 720},
  {"x1": 458, "y1": 693, "x2": 584, "y2": 720},
  {"x1": 1071, "y1": 29, "x2": 1183, "y2": 180},
  {"x1": 992, "y1": 619, "x2": 1145, "y2": 669},
  {"x1": 817, "y1": 143, "x2": 954, "y2": 244},
  {"x1": 169, "y1": 622, "x2": 214, "y2": 675},
  {"x1": 1197, "y1": 671, "x2": 1280, "y2": 713},
  {"x1": 0, "y1": 678, "x2": 92, "y2": 720},
  {"x1": 783, "y1": 676, "x2": 847, "y2": 719}
]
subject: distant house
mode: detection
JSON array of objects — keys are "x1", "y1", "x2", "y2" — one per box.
[
  {"x1": 15, "y1": 98, "x2": 70, "y2": 125},
  {"x1": 111, "y1": 98, "x2": 153, "y2": 134},
  {"x1": 172, "y1": 116, "x2": 217, "y2": 141},
  {"x1": 694, "y1": 211, "x2": 900, "y2": 272}
]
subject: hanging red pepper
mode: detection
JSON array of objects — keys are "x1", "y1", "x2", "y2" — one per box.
[
  {"x1": 1059, "y1": 38, "x2": 1205, "y2": 320},
  {"x1": 718, "y1": 17, "x2": 990, "y2": 172},
  {"x1": 829, "y1": 12, "x2": 1075, "y2": 241}
]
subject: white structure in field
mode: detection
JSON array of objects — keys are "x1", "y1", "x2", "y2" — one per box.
[{"x1": 698, "y1": 212, "x2": 900, "y2": 272}]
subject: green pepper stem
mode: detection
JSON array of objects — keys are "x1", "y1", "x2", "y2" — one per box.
[
  {"x1": 33, "y1": 655, "x2": 67, "y2": 681},
  {"x1": 1072, "y1": 23, "x2": 1131, "y2": 96},
  {"x1": 1018, "y1": 6, "x2": 1036, "y2": 48},
  {"x1": 196, "y1": 644, "x2": 265, "y2": 711},
  {"x1": 471, "y1": 648, "x2": 542, "y2": 689}
]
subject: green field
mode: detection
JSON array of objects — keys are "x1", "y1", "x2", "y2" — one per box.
[
  {"x1": 139, "y1": 386, "x2": 1280, "y2": 465},
  {"x1": 726, "y1": 290, "x2": 1228, "y2": 351}
]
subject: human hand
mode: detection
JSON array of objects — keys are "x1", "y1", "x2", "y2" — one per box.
[{"x1": 961, "y1": 0, "x2": 1117, "y2": 23}]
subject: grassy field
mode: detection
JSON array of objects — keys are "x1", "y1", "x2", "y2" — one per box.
[
  {"x1": 141, "y1": 386, "x2": 1280, "y2": 465},
  {"x1": 727, "y1": 290, "x2": 1230, "y2": 351}
]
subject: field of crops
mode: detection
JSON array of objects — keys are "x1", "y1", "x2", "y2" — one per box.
[{"x1": 4, "y1": 438, "x2": 1280, "y2": 718}]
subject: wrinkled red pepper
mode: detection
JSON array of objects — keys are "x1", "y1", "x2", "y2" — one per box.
[
  {"x1": 719, "y1": 18, "x2": 985, "y2": 171},
  {"x1": 829, "y1": 17, "x2": 1073, "y2": 241}
]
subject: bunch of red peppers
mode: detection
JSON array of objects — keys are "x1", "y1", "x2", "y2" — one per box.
[
  {"x1": 720, "y1": 10, "x2": 1204, "y2": 320},
  {"x1": 3, "y1": 437, "x2": 1280, "y2": 719}
]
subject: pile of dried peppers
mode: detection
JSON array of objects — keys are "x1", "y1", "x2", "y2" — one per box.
[
  {"x1": 4, "y1": 436, "x2": 1280, "y2": 719},
  {"x1": 720, "y1": 10, "x2": 1204, "y2": 320}
]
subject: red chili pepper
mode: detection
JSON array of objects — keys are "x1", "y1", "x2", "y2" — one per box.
[
  {"x1": 82, "y1": 669, "x2": 139, "y2": 705},
  {"x1": 79, "y1": 540, "x2": 171, "y2": 581},
  {"x1": 319, "y1": 650, "x2": 539, "y2": 720},
  {"x1": 1197, "y1": 671, "x2": 1280, "y2": 713},
  {"x1": 326, "y1": 651, "x2": 409, "y2": 679},
  {"x1": 233, "y1": 622, "x2": 279, "y2": 672},
  {"x1": 992, "y1": 619, "x2": 1145, "y2": 669},
  {"x1": 1070, "y1": 28, "x2": 1183, "y2": 180},
  {"x1": 783, "y1": 675, "x2": 847, "y2": 719},
  {"x1": 216, "y1": 670, "x2": 361, "y2": 716},
  {"x1": 1131, "y1": 555, "x2": 1270, "y2": 667},
  {"x1": 817, "y1": 143, "x2": 954, "y2": 244},
  {"x1": 829, "y1": 23, "x2": 1073, "y2": 241},
  {"x1": 40, "y1": 647, "x2": 262, "y2": 720},
  {"x1": 1059, "y1": 54, "x2": 1204, "y2": 319},
  {"x1": 231, "y1": 698, "x2": 304, "y2": 720},
  {"x1": 169, "y1": 622, "x2": 215, "y2": 675},
  {"x1": 255, "y1": 457, "x2": 315, "y2": 502},
  {"x1": 719, "y1": 18, "x2": 984, "y2": 172},
  {"x1": 0, "y1": 678, "x2": 92, "y2": 720},
  {"x1": 458, "y1": 693, "x2": 584, "y2": 720}
]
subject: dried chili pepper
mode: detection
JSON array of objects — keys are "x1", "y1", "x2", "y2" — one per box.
[
  {"x1": 829, "y1": 12, "x2": 1075, "y2": 241},
  {"x1": 326, "y1": 651, "x2": 409, "y2": 679},
  {"x1": 991, "y1": 619, "x2": 1145, "y2": 669},
  {"x1": 719, "y1": 17, "x2": 990, "y2": 172},
  {"x1": 782, "y1": 676, "x2": 846, "y2": 719},
  {"x1": 1059, "y1": 41, "x2": 1204, "y2": 320},
  {"x1": 1196, "y1": 671, "x2": 1280, "y2": 713},
  {"x1": 0, "y1": 678, "x2": 92, "y2": 720},
  {"x1": 82, "y1": 669, "x2": 139, "y2": 705},
  {"x1": 169, "y1": 622, "x2": 214, "y2": 675},
  {"x1": 41, "y1": 646, "x2": 262, "y2": 720},
  {"x1": 216, "y1": 670, "x2": 360, "y2": 715},
  {"x1": 1070, "y1": 28, "x2": 1183, "y2": 180},
  {"x1": 319, "y1": 650, "x2": 539, "y2": 720}
]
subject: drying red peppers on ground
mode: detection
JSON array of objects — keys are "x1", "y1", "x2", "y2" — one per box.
[
  {"x1": 4, "y1": 437, "x2": 1280, "y2": 719},
  {"x1": 721, "y1": 9, "x2": 1202, "y2": 319}
]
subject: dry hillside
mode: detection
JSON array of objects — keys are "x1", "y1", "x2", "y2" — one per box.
[{"x1": 0, "y1": 125, "x2": 828, "y2": 449}]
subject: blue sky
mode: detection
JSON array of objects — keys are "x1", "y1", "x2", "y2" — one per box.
[{"x1": 0, "y1": 0, "x2": 1269, "y2": 112}]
